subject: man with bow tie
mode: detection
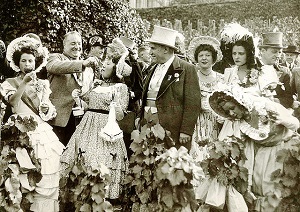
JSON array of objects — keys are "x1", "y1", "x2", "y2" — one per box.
[
  {"x1": 258, "y1": 32, "x2": 293, "y2": 109},
  {"x1": 141, "y1": 26, "x2": 200, "y2": 150}
]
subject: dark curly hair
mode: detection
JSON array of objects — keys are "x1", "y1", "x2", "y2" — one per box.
[
  {"x1": 194, "y1": 44, "x2": 218, "y2": 63},
  {"x1": 231, "y1": 38, "x2": 256, "y2": 70},
  {"x1": 12, "y1": 46, "x2": 43, "y2": 70}
]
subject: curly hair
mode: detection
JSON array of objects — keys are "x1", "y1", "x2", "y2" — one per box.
[
  {"x1": 194, "y1": 44, "x2": 218, "y2": 63},
  {"x1": 12, "y1": 46, "x2": 44, "y2": 69}
]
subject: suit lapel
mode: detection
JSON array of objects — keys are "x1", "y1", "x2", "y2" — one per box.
[
  {"x1": 157, "y1": 56, "x2": 183, "y2": 99},
  {"x1": 142, "y1": 64, "x2": 158, "y2": 97}
]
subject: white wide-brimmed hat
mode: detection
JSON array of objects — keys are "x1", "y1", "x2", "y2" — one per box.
[
  {"x1": 188, "y1": 36, "x2": 223, "y2": 63},
  {"x1": 147, "y1": 25, "x2": 178, "y2": 49}
]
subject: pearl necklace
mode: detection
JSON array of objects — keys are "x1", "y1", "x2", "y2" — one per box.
[{"x1": 199, "y1": 70, "x2": 212, "y2": 76}]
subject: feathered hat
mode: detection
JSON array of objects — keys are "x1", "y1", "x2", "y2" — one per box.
[
  {"x1": 107, "y1": 38, "x2": 131, "y2": 78},
  {"x1": 187, "y1": 36, "x2": 223, "y2": 63},
  {"x1": 220, "y1": 23, "x2": 256, "y2": 62},
  {"x1": 6, "y1": 36, "x2": 49, "y2": 73}
]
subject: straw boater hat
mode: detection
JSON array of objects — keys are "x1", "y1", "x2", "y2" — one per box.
[
  {"x1": 187, "y1": 36, "x2": 223, "y2": 63},
  {"x1": 147, "y1": 25, "x2": 178, "y2": 49},
  {"x1": 6, "y1": 36, "x2": 49, "y2": 73},
  {"x1": 283, "y1": 45, "x2": 300, "y2": 54},
  {"x1": 258, "y1": 32, "x2": 285, "y2": 49}
]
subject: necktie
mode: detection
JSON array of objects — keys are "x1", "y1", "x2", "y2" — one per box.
[{"x1": 149, "y1": 64, "x2": 164, "y2": 90}]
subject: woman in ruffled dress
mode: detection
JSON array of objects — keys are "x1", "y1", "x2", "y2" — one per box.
[
  {"x1": 60, "y1": 38, "x2": 130, "y2": 202},
  {"x1": 208, "y1": 83, "x2": 299, "y2": 211},
  {"x1": 187, "y1": 36, "x2": 224, "y2": 160},
  {"x1": 0, "y1": 37, "x2": 65, "y2": 211}
]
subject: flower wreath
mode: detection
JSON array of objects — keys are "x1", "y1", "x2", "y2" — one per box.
[
  {"x1": 239, "y1": 68, "x2": 260, "y2": 88},
  {"x1": 6, "y1": 36, "x2": 49, "y2": 73}
]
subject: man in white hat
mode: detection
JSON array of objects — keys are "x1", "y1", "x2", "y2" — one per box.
[
  {"x1": 258, "y1": 32, "x2": 293, "y2": 109},
  {"x1": 141, "y1": 25, "x2": 200, "y2": 150}
]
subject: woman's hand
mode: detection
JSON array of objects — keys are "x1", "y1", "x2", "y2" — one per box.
[
  {"x1": 40, "y1": 103, "x2": 49, "y2": 114},
  {"x1": 23, "y1": 72, "x2": 35, "y2": 84}
]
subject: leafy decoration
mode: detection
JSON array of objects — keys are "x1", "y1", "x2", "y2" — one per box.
[
  {"x1": 59, "y1": 150, "x2": 113, "y2": 212},
  {"x1": 271, "y1": 134, "x2": 300, "y2": 212},
  {"x1": 200, "y1": 137, "x2": 248, "y2": 191},
  {"x1": 123, "y1": 110, "x2": 202, "y2": 211},
  {"x1": 0, "y1": 115, "x2": 41, "y2": 212}
]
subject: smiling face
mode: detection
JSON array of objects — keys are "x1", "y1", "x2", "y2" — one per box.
[
  {"x1": 63, "y1": 33, "x2": 82, "y2": 59},
  {"x1": 232, "y1": 45, "x2": 247, "y2": 67},
  {"x1": 149, "y1": 43, "x2": 166, "y2": 64},
  {"x1": 19, "y1": 53, "x2": 35, "y2": 73},
  {"x1": 197, "y1": 50, "x2": 214, "y2": 69},
  {"x1": 285, "y1": 52, "x2": 298, "y2": 64}
]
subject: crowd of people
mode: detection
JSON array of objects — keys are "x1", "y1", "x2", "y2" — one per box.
[{"x1": 0, "y1": 22, "x2": 300, "y2": 211}]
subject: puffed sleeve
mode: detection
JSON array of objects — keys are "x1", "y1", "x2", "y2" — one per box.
[
  {"x1": 113, "y1": 83, "x2": 129, "y2": 112},
  {"x1": 0, "y1": 80, "x2": 17, "y2": 102}
]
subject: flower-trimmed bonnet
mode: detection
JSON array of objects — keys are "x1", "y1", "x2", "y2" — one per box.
[
  {"x1": 107, "y1": 38, "x2": 132, "y2": 78},
  {"x1": 187, "y1": 36, "x2": 223, "y2": 63},
  {"x1": 6, "y1": 36, "x2": 49, "y2": 73},
  {"x1": 208, "y1": 83, "x2": 254, "y2": 119}
]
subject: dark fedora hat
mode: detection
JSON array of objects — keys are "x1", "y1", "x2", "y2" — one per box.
[
  {"x1": 258, "y1": 32, "x2": 285, "y2": 49},
  {"x1": 283, "y1": 45, "x2": 300, "y2": 54},
  {"x1": 88, "y1": 35, "x2": 105, "y2": 47}
]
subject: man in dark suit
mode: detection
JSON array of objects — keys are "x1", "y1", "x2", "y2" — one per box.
[
  {"x1": 258, "y1": 32, "x2": 293, "y2": 109},
  {"x1": 141, "y1": 26, "x2": 200, "y2": 150},
  {"x1": 46, "y1": 31, "x2": 98, "y2": 146}
]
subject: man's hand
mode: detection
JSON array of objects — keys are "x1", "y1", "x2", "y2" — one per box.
[
  {"x1": 83, "y1": 56, "x2": 99, "y2": 68},
  {"x1": 179, "y1": 133, "x2": 191, "y2": 144}
]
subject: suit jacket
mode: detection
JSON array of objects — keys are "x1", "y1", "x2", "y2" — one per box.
[
  {"x1": 273, "y1": 64, "x2": 293, "y2": 108},
  {"x1": 141, "y1": 55, "x2": 201, "y2": 149},
  {"x1": 292, "y1": 67, "x2": 300, "y2": 98},
  {"x1": 46, "y1": 53, "x2": 85, "y2": 127}
]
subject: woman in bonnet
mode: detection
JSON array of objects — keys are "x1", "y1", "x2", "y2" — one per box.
[
  {"x1": 208, "y1": 83, "x2": 299, "y2": 211},
  {"x1": 60, "y1": 37, "x2": 130, "y2": 204},
  {"x1": 0, "y1": 36, "x2": 64, "y2": 211},
  {"x1": 187, "y1": 36, "x2": 224, "y2": 161}
]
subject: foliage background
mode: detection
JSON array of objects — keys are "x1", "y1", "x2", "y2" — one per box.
[{"x1": 0, "y1": 0, "x2": 148, "y2": 53}]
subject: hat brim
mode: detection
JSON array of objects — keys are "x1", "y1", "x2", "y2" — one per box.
[
  {"x1": 258, "y1": 44, "x2": 285, "y2": 49},
  {"x1": 283, "y1": 50, "x2": 300, "y2": 54},
  {"x1": 146, "y1": 39, "x2": 177, "y2": 50}
]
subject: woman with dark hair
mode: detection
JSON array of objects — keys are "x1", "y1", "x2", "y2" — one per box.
[
  {"x1": 1, "y1": 36, "x2": 64, "y2": 211},
  {"x1": 187, "y1": 36, "x2": 224, "y2": 161},
  {"x1": 60, "y1": 38, "x2": 130, "y2": 203},
  {"x1": 222, "y1": 24, "x2": 262, "y2": 96}
]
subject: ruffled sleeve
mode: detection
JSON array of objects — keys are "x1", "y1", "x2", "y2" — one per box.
[{"x1": 0, "y1": 80, "x2": 17, "y2": 102}]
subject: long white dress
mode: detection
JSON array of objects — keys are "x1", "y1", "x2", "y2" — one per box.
[{"x1": 0, "y1": 78, "x2": 65, "y2": 212}]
